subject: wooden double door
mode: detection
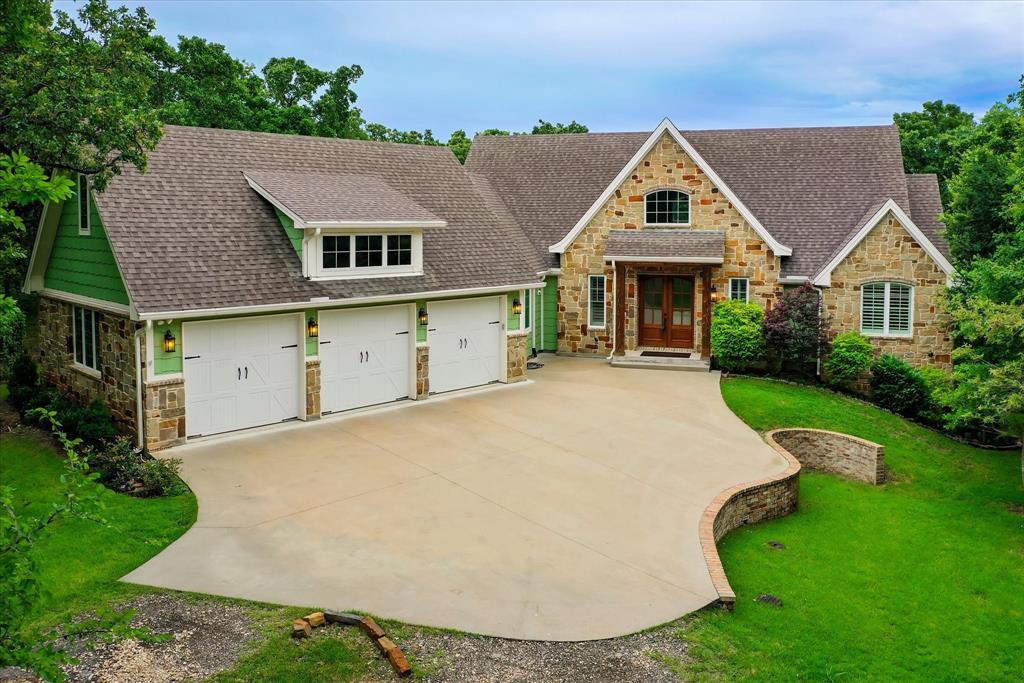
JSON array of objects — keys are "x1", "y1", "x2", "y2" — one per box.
[{"x1": 639, "y1": 274, "x2": 695, "y2": 348}]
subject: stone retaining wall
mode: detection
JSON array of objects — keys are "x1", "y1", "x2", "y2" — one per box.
[{"x1": 768, "y1": 428, "x2": 886, "y2": 485}]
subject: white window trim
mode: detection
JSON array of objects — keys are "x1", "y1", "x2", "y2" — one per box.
[
  {"x1": 77, "y1": 174, "x2": 91, "y2": 236},
  {"x1": 72, "y1": 306, "x2": 101, "y2": 375},
  {"x1": 521, "y1": 288, "x2": 531, "y2": 332},
  {"x1": 643, "y1": 188, "x2": 692, "y2": 227},
  {"x1": 860, "y1": 281, "x2": 914, "y2": 338},
  {"x1": 729, "y1": 277, "x2": 750, "y2": 303},
  {"x1": 588, "y1": 274, "x2": 607, "y2": 329},
  {"x1": 309, "y1": 229, "x2": 423, "y2": 281}
]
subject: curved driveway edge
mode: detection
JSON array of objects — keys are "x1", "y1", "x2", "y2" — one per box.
[{"x1": 124, "y1": 356, "x2": 791, "y2": 641}]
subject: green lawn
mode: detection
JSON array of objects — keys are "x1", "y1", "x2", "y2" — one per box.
[{"x1": 684, "y1": 378, "x2": 1024, "y2": 682}]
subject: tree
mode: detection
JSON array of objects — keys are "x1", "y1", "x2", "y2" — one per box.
[
  {"x1": 0, "y1": 0, "x2": 163, "y2": 189},
  {"x1": 531, "y1": 119, "x2": 588, "y2": 135},
  {"x1": 763, "y1": 282, "x2": 829, "y2": 373},
  {"x1": 893, "y1": 101, "x2": 975, "y2": 202},
  {"x1": 446, "y1": 130, "x2": 472, "y2": 163},
  {"x1": 364, "y1": 124, "x2": 441, "y2": 146}
]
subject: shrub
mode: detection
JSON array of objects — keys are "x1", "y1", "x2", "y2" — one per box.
[
  {"x1": 0, "y1": 296, "x2": 26, "y2": 380},
  {"x1": 823, "y1": 331, "x2": 873, "y2": 389},
  {"x1": 7, "y1": 353, "x2": 38, "y2": 411},
  {"x1": 870, "y1": 354, "x2": 929, "y2": 418},
  {"x1": 918, "y1": 366, "x2": 954, "y2": 426},
  {"x1": 764, "y1": 282, "x2": 830, "y2": 373},
  {"x1": 711, "y1": 299, "x2": 766, "y2": 371},
  {"x1": 61, "y1": 398, "x2": 117, "y2": 445},
  {"x1": 90, "y1": 437, "x2": 188, "y2": 497}
]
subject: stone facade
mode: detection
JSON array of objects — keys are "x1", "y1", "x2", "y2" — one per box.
[
  {"x1": 769, "y1": 428, "x2": 886, "y2": 485},
  {"x1": 506, "y1": 332, "x2": 528, "y2": 382},
  {"x1": 37, "y1": 296, "x2": 139, "y2": 434},
  {"x1": 305, "y1": 359, "x2": 321, "y2": 419},
  {"x1": 821, "y1": 212, "x2": 953, "y2": 369},
  {"x1": 144, "y1": 377, "x2": 186, "y2": 451},
  {"x1": 415, "y1": 345, "x2": 429, "y2": 398},
  {"x1": 558, "y1": 132, "x2": 780, "y2": 355}
]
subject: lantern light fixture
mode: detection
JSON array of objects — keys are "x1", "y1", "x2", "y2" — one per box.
[
  {"x1": 307, "y1": 317, "x2": 319, "y2": 338},
  {"x1": 162, "y1": 329, "x2": 176, "y2": 354},
  {"x1": 418, "y1": 308, "x2": 429, "y2": 326},
  {"x1": 511, "y1": 298, "x2": 523, "y2": 315}
]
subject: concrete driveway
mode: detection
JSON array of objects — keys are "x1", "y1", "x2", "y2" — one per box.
[{"x1": 124, "y1": 356, "x2": 788, "y2": 641}]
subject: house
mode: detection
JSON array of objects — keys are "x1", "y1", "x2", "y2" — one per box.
[{"x1": 23, "y1": 119, "x2": 954, "y2": 450}]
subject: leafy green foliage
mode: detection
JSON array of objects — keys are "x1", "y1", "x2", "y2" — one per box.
[
  {"x1": 916, "y1": 365, "x2": 954, "y2": 427},
  {"x1": 90, "y1": 438, "x2": 188, "y2": 497},
  {"x1": 869, "y1": 354, "x2": 928, "y2": 418},
  {"x1": 531, "y1": 119, "x2": 588, "y2": 135},
  {"x1": 763, "y1": 282, "x2": 828, "y2": 371},
  {"x1": 710, "y1": 299, "x2": 765, "y2": 371},
  {"x1": 0, "y1": 296, "x2": 27, "y2": 377},
  {"x1": 822, "y1": 331, "x2": 872, "y2": 390},
  {"x1": 893, "y1": 100, "x2": 976, "y2": 202}
]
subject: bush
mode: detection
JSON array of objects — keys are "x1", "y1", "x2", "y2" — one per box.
[
  {"x1": 823, "y1": 331, "x2": 873, "y2": 389},
  {"x1": 61, "y1": 398, "x2": 117, "y2": 445},
  {"x1": 7, "y1": 353, "x2": 38, "y2": 411},
  {"x1": 870, "y1": 354, "x2": 929, "y2": 418},
  {"x1": 918, "y1": 366, "x2": 954, "y2": 426},
  {"x1": 711, "y1": 299, "x2": 766, "y2": 371},
  {"x1": 90, "y1": 437, "x2": 188, "y2": 497},
  {"x1": 764, "y1": 282, "x2": 829, "y2": 373},
  {"x1": 0, "y1": 296, "x2": 26, "y2": 380}
]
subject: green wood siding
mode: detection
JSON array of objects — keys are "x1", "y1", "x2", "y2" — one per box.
[
  {"x1": 415, "y1": 299, "x2": 428, "y2": 343},
  {"x1": 305, "y1": 309, "x2": 318, "y2": 356},
  {"x1": 506, "y1": 292, "x2": 521, "y2": 331},
  {"x1": 153, "y1": 321, "x2": 182, "y2": 374},
  {"x1": 274, "y1": 208, "x2": 303, "y2": 256},
  {"x1": 43, "y1": 188, "x2": 129, "y2": 305},
  {"x1": 542, "y1": 276, "x2": 557, "y2": 351}
]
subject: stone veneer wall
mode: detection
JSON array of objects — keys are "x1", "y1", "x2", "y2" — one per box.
[
  {"x1": 821, "y1": 212, "x2": 953, "y2": 369},
  {"x1": 769, "y1": 428, "x2": 886, "y2": 485},
  {"x1": 415, "y1": 346, "x2": 429, "y2": 398},
  {"x1": 558, "y1": 132, "x2": 781, "y2": 354},
  {"x1": 37, "y1": 296, "x2": 138, "y2": 433},
  {"x1": 305, "y1": 359, "x2": 321, "y2": 419},
  {"x1": 144, "y1": 377, "x2": 185, "y2": 451},
  {"x1": 506, "y1": 332, "x2": 528, "y2": 382}
]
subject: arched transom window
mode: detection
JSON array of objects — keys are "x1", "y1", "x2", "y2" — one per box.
[{"x1": 645, "y1": 189, "x2": 690, "y2": 225}]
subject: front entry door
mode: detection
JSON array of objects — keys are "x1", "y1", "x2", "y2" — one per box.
[{"x1": 638, "y1": 275, "x2": 695, "y2": 348}]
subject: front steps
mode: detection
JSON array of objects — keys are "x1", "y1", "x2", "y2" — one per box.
[{"x1": 610, "y1": 355, "x2": 711, "y2": 372}]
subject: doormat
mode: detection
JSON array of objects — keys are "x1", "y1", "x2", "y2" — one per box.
[{"x1": 640, "y1": 351, "x2": 691, "y2": 358}]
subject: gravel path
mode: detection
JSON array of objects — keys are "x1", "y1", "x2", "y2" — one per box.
[
  {"x1": 61, "y1": 594, "x2": 257, "y2": 683},
  {"x1": 403, "y1": 623, "x2": 689, "y2": 683}
]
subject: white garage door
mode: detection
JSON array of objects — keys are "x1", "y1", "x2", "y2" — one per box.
[
  {"x1": 319, "y1": 305, "x2": 412, "y2": 414},
  {"x1": 428, "y1": 297, "x2": 503, "y2": 394},
  {"x1": 184, "y1": 315, "x2": 301, "y2": 438}
]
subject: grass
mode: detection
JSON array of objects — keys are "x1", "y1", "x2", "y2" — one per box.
[
  {"x1": 0, "y1": 432, "x2": 197, "y2": 636},
  {"x1": 684, "y1": 378, "x2": 1024, "y2": 682}
]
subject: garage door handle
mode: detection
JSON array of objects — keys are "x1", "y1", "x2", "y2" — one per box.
[
  {"x1": 360, "y1": 351, "x2": 364, "y2": 363},
  {"x1": 237, "y1": 367, "x2": 241, "y2": 380},
  {"x1": 244, "y1": 366, "x2": 248, "y2": 379}
]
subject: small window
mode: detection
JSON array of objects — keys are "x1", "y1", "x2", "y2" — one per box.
[
  {"x1": 729, "y1": 278, "x2": 749, "y2": 302},
  {"x1": 355, "y1": 235, "x2": 383, "y2": 267},
  {"x1": 588, "y1": 275, "x2": 606, "y2": 328},
  {"x1": 861, "y1": 282, "x2": 913, "y2": 336},
  {"x1": 645, "y1": 189, "x2": 690, "y2": 225},
  {"x1": 523, "y1": 288, "x2": 531, "y2": 330},
  {"x1": 73, "y1": 306, "x2": 100, "y2": 372},
  {"x1": 77, "y1": 174, "x2": 91, "y2": 235},
  {"x1": 387, "y1": 234, "x2": 412, "y2": 266},
  {"x1": 322, "y1": 235, "x2": 350, "y2": 269}
]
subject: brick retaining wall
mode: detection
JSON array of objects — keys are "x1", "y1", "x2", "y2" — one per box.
[{"x1": 769, "y1": 428, "x2": 886, "y2": 485}]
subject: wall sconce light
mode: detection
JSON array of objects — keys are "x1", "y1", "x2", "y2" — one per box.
[
  {"x1": 307, "y1": 317, "x2": 319, "y2": 338},
  {"x1": 163, "y1": 329, "x2": 176, "y2": 353},
  {"x1": 710, "y1": 287, "x2": 719, "y2": 301},
  {"x1": 511, "y1": 298, "x2": 523, "y2": 315},
  {"x1": 418, "y1": 308, "x2": 429, "y2": 326}
]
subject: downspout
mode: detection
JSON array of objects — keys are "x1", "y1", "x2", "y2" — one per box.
[
  {"x1": 607, "y1": 260, "x2": 617, "y2": 361},
  {"x1": 133, "y1": 326, "x2": 145, "y2": 449}
]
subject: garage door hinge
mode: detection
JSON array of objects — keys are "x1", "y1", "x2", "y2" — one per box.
[
  {"x1": 280, "y1": 344, "x2": 298, "y2": 349},
  {"x1": 319, "y1": 340, "x2": 331, "y2": 344},
  {"x1": 184, "y1": 355, "x2": 200, "y2": 360},
  {"x1": 489, "y1": 320, "x2": 501, "y2": 324},
  {"x1": 394, "y1": 330, "x2": 409, "y2": 335}
]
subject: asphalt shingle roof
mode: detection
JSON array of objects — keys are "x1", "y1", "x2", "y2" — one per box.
[
  {"x1": 905, "y1": 173, "x2": 949, "y2": 258},
  {"x1": 94, "y1": 125, "x2": 543, "y2": 315},
  {"x1": 242, "y1": 170, "x2": 442, "y2": 224},
  {"x1": 604, "y1": 230, "x2": 725, "y2": 261},
  {"x1": 466, "y1": 125, "x2": 948, "y2": 277}
]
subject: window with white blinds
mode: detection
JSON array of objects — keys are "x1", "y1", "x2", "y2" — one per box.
[{"x1": 861, "y1": 282, "x2": 912, "y2": 336}]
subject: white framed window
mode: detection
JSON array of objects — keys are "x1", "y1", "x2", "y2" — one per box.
[
  {"x1": 77, "y1": 174, "x2": 91, "y2": 236},
  {"x1": 861, "y1": 282, "x2": 913, "y2": 337},
  {"x1": 729, "y1": 277, "x2": 749, "y2": 302},
  {"x1": 314, "y1": 231, "x2": 422, "y2": 279},
  {"x1": 73, "y1": 306, "x2": 100, "y2": 373},
  {"x1": 644, "y1": 189, "x2": 690, "y2": 226},
  {"x1": 588, "y1": 275, "x2": 606, "y2": 328}
]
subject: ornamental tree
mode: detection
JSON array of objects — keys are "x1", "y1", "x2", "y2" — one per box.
[{"x1": 763, "y1": 282, "x2": 830, "y2": 373}]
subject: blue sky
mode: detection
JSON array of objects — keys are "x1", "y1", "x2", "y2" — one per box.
[{"x1": 66, "y1": 0, "x2": 1023, "y2": 137}]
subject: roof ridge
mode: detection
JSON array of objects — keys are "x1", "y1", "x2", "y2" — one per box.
[{"x1": 163, "y1": 123, "x2": 457, "y2": 153}]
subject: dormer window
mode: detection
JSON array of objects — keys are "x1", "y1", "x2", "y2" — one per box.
[
  {"x1": 315, "y1": 231, "x2": 422, "y2": 279},
  {"x1": 77, "y1": 174, "x2": 91, "y2": 236},
  {"x1": 645, "y1": 189, "x2": 690, "y2": 226}
]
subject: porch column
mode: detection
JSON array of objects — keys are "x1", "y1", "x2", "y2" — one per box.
[
  {"x1": 701, "y1": 265, "x2": 712, "y2": 360},
  {"x1": 614, "y1": 261, "x2": 626, "y2": 355}
]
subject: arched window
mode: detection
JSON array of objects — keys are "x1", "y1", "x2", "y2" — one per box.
[
  {"x1": 861, "y1": 282, "x2": 913, "y2": 337},
  {"x1": 645, "y1": 189, "x2": 690, "y2": 225}
]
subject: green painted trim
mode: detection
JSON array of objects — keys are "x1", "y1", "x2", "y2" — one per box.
[
  {"x1": 274, "y1": 208, "x2": 303, "y2": 256},
  {"x1": 542, "y1": 276, "x2": 558, "y2": 351},
  {"x1": 153, "y1": 321, "x2": 182, "y2": 374},
  {"x1": 43, "y1": 184, "x2": 130, "y2": 305}
]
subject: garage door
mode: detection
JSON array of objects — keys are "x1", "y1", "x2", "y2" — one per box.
[
  {"x1": 184, "y1": 315, "x2": 301, "y2": 438},
  {"x1": 428, "y1": 297, "x2": 503, "y2": 394},
  {"x1": 319, "y1": 305, "x2": 412, "y2": 414}
]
